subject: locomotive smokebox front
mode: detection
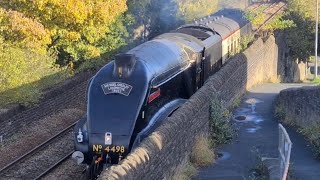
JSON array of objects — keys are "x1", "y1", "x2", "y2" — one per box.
[{"x1": 83, "y1": 54, "x2": 149, "y2": 163}]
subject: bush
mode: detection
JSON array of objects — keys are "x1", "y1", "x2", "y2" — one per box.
[
  {"x1": 176, "y1": 0, "x2": 219, "y2": 22},
  {"x1": 209, "y1": 96, "x2": 234, "y2": 145}
]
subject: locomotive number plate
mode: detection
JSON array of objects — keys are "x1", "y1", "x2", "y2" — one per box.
[
  {"x1": 92, "y1": 145, "x2": 125, "y2": 153},
  {"x1": 105, "y1": 146, "x2": 125, "y2": 153}
]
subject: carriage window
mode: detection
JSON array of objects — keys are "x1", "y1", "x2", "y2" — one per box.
[{"x1": 231, "y1": 41, "x2": 234, "y2": 53}]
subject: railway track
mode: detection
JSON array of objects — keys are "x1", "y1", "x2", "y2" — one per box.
[
  {"x1": 256, "y1": 1, "x2": 287, "y2": 31},
  {"x1": 0, "y1": 122, "x2": 76, "y2": 180},
  {"x1": 33, "y1": 152, "x2": 74, "y2": 180},
  {"x1": 248, "y1": 1, "x2": 287, "y2": 32}
]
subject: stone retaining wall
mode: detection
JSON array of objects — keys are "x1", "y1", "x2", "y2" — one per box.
[{"x1": 276, "y1": 86, "x2": 320, "y2": 128}]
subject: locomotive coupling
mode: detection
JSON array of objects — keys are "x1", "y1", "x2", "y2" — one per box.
[{"x1": 72, "y1": 151, "x2": 85, "y2": 164}]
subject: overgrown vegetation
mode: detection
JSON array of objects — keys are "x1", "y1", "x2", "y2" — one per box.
[
  {"x1": 245, "y1": 5, "x2": 268, "y2": 26},
  {"x1": 249, "y1": 161, "x2": 269, "y2": 180},
  {"x1": 209, "y1": 96, "x2": 234, "y2": 145},
  {"x1": 190, "y1": 136, "x2": 215, "y2": 167},
  {"x1": 174, "y1": 94, "x2": 237, "y2": 180},
  {"x1": 240, "y1": 34, "x2": 255, "y2": 52},
  {"x1": 173, "y1": 162, "x2": 198, "y2": 180},
  {"x1": 244, "y1": 5, "x2": 295, "y2": 32},
  {"x1": 299, "y1": 125, "x2": 320, "y2": 157},
  {"x1": 173, "y1": 136, "x2": 214, "y2": 180},
  {"x1": 312, "y1": 77, "x2": 320, "y2": 85},
  {"x1": 274, "y1": 104, "x2": 287, "y2": 122}
]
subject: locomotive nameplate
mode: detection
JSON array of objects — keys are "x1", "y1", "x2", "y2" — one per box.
[{"x1": 101, "y1": 82, "x2": 133, "y2": 96}]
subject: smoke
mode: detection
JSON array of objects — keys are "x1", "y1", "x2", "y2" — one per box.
[
  {"x1": 219, "y1": 0, "x2": 249, "y2": 10},
  {"x1": 128, "y1": 0, "x2": 249, "y2": 43}
]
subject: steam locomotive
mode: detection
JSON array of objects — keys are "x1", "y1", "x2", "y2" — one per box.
[{"x1": 72, "y1": 9, "x2": 252, "y2": 178}]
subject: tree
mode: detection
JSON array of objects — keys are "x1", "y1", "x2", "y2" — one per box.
[
  {"x1": 284, "y1": 0, "x2": 317, "y2": 61},
  {"x1": 127, "y1": 0, "x2": 181, "y2": 42},
  {"x1": 0, "y1": 8, "x2": 51, "y2": 55},
  {"x1": 176, "y1": 0, "x2": 219, "y2": 22},
  {"x1": 0, "y1": 8, "x2": 59, "y2": 105},
  {"x1": 0, "y1": 0, "x2": 128, "y2": 65}
]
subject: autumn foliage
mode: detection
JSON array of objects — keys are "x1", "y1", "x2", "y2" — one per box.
[
  {"x1": 0, "y1": 0, "x2": 128, "y2": 106},
  {"x1": 1, "y1": 0, "x2": 128, "y2": 63}
]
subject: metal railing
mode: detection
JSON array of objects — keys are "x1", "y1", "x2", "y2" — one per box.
[{"x1": 278, "y1": 124, "x2": 292, "y2": 180}]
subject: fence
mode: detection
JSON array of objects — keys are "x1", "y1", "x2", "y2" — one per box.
[{"x1": 278, "y1": 123, "x2": 292, "y2": 180}]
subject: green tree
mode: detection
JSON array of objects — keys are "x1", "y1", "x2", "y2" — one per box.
[
  {"x1": 176, "y1": 0, "x2": 219, "y2": 22},
  {"x1": 264, "y1": 14, "x2": 296, "y2": 31},
  {"x1": 284, "y1": 0, "x2": 317, "y2": 61}
]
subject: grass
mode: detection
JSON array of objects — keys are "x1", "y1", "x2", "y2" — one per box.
[
  {"x1": 274, "y1": 104, "x2": 286, "y2": 122},
  {"x1": 249, "y1": 162, "x2": 269, "y2": 180},
  {"x1": 173, "y1": 136, "x2": 215, "y2": 180},
  {"x1": 173, "y1": 162, "x2": 198, "y2": 180},
  {"x1": 312, "y1": 77, "x2": 320, "y2": 85},
  {"x1": 299, "y1": 125, "x2": 320, "y2": 157},
  {"x1": 248, "y1": 147, "x2": 269, "y2": 180},
  {"x1": 230, "y1": 96, "x2": 242, "y2": 110},
  {"x1": 190, "y1": 136, "x2": 215, "y2": 167}
]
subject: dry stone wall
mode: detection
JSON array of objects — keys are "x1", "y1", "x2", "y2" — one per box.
[
  {"x1": 99, "y1": 36, "x2": 280, "y2": 180},
  {"x1": 276, "y1": 86, "x2": 320, "y2": 128}
]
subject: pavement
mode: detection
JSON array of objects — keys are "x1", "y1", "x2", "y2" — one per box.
[{"x1": 196, "y1": 83, "x2": 320, "y2": 180}]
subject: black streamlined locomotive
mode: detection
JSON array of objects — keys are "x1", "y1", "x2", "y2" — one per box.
[{"x1": 72, "y1": 9, "x2": 252, "y2": 178}]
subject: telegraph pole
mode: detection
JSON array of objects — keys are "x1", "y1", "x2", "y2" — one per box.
[{"x1": 315, "y1": 0, "x2": 319, "y2": 78}]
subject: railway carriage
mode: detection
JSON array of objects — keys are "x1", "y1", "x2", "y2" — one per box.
[{"x1": 72, "y1": 8, "x2": 252, "y2": 179}]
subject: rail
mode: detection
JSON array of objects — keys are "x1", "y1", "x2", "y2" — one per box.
[
  {"x1": 0, "y1": 121, "x2": 77, "y2": 175},
  {"x1": 255, "y1": 2, "x2": 287, "y2": 32},
  {"x1": 33, "y1": 151, "x2": 73, "y2": 180},
  {"x1": 278, "y1": 123, "x2": 292, "y2": 180}
]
